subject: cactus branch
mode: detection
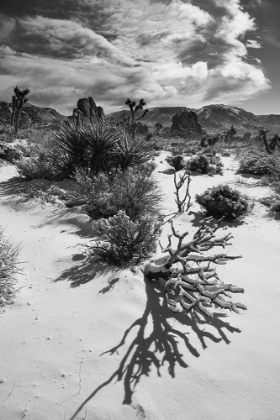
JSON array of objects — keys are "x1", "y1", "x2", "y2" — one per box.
[{"x1": 144, "y1": 217, "x2": 245, "y2": 318}]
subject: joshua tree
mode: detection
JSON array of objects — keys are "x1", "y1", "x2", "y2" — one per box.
[
  {"x1": 11, "y1": 86, "x2": 30, "y2": 135},
  {"x1": 258, "y1": 128, "x2": 280, "y2": 154},
  {"x1": 125, "y1": 98, "x2": 149, "y2": 139},
  {"x1": 224, "y1": 125, "x2": 237, "y2": 146},
  {"x1": 154, "y1": 121, "x2": 163, "y2": 135}
]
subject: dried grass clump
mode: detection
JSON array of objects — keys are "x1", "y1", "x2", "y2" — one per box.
[{"x1": 0, "y1": 228, "x2": 21, "y2": 309}]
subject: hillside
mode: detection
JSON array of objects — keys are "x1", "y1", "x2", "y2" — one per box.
[
  {"x1": 108, "y1": 104, "x2": 280, "y2": 134},
  {"x1": 0, "y1": 101, "x2": 65, "y2": 127},
  {"x1": 1, "y1": 100, "x2": 280, "y2": 134}
]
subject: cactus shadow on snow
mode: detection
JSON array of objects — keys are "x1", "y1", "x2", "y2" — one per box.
[{"x1": 68, "y1": 275, "x2": 242, "y2": 419}]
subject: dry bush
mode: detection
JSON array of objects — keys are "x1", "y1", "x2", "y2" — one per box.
[
  {"x1": 238, "y1": 151, "x2": 280, "y2": 176},
  {"x1": 89, "y1": 211, "x2": 162, "y2": 265},
  {"x1": 166, "y1": 154, "x2": 185, "y2": 171},
  {"x1": 73, "y1": 165, "x2": 162, "y2": 221},
  {"x1": 187, "y1": 153, "x2": 223, "y2": 175},
  {"x1": 0, "y1": 228, "x2": 21, "y2": 309},
  {"x1": 196, "y1": 184, "x2": 250, "y2": 221}
]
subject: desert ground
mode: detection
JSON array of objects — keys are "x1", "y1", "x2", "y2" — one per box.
[{"x1": 0, "y1": 151, "x2": 280, "y2": 420}]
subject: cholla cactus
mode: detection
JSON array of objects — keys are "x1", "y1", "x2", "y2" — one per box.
[
  {"x1": 125, "y1": 98, "x2": 149, "y2": 139},
  {"x1": 144, "y1": 216, "x2": 246, "y2": 318},
  {"x1": 11, "y1": 86, "x2": 30, "y2": 135}
]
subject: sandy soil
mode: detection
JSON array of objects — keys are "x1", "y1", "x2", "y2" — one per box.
[{"x1": 0, "y1": 154, "x2": 280, "y2": 420}]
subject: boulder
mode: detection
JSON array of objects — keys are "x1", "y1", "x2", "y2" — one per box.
[
  {"x1": 170, "y1": 108, "x2": 203, "y2": 135},
  {"x1": 74, "y1": 97, "x2": 104, "y2": 123}
]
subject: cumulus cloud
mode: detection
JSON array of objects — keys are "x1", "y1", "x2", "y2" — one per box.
[{"x1": 0, "y1": 0, "x2": 271, "y2": 113}]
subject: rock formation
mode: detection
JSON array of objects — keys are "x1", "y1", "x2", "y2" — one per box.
[
  {"x1": 170, "y1": 108, "x2": 203, "y2": 136},
  {"x1": 73, "y1": 97, "x2": 104, "y2": 124}
]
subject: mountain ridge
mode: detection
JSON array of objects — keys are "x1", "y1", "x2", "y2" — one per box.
[{"x1": 1, "y1": 100, "x2": 280, "y2": 134}]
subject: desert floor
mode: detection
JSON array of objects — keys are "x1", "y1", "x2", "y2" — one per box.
[{"x1": 0, "y1": 153, "x2": 280, "y2": 420}]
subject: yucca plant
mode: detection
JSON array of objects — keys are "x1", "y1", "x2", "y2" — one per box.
[
  {"x1": 85, "y1": 123, "x2": 123, "y2": 173},
  {"x1": 52, "y1": 119, "x2": 89, "y2": 176},
  {"x1": 53, "y1": 119, "x2": 123, "y2": 177},
  {"x1": 113, "y1": 134, "x2": 154, "y2": 170}
]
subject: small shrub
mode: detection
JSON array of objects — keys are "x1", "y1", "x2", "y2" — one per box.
[
  {"x1": 113, "y1": 135, "x2": 154, "y2": 170},
  {"x1": 270, "y1": 201, "x2": 280, "y2": 213},
  {"x1": 196, "y1": 184, "x2": 250, "y2": 220},
  {"x1": 166, "y1": 154, "x2": 185, "y2": 171},
  {"x1": 90, "y1": 211, "x2": 162, "y2": 265},
  {"x1": 0, "y1": 228, "x2": 21, "y2": 308},
  {"x1": 0, "y1": 142, "x2": 23, "y2": 163},
  {"x1": 187, "y1": 154, "x2": 223, "y2": 175},
  {"x1": 221, "y1": 151, "x2": 231, "y2": 157},
  {"x1": 238, "y1": 152, "x2": 280, "y2": 176},
  {"x1": 16, "y1": 154, "x2": 63, "y2": 181},
  {"x1": 74, "y1": 166, "x2": 162, "y2": 221}
]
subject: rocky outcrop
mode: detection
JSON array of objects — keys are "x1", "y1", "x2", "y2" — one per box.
[
  {"x1": 73, "y1": 97, "x2": 104, "y2": 123},
  {"x1": 170, "y1": 108, "x2": 203, "y2": 135}
]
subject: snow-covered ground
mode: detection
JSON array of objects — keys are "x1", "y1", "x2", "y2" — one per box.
[{"x1": 0, "y1": 154, "x2": 280, "y2": 420}]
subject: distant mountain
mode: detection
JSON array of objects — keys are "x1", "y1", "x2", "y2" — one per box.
[
  {"x1": 108, "y1": 103, "x2": 280, "y2": 134},
  {"x1": 257, "y1": 114, "x2": 280, "y2": 132},
  {"x1": 106, "y1": 107, "x2": 184, "y2": 127},
  {"x1": 196, "y1": 104, "x2": 261, "y2": 133},
  {"x1": 0, "y1": 101, "x2": 65, "y2": 128},
  {"x1": 1, "y1": 100, "x2": 280, "y2": 135}
]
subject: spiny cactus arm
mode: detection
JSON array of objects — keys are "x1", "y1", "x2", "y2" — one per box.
[
  {"x1": 164, "y1": 275, "x2": 247, "y2": 317},
  {"x1": 184, "y1": 253, "x2": 242, "y2": 264},
  {"x1": 173, "y1": 170, "x2": 191, "y2": 214}
]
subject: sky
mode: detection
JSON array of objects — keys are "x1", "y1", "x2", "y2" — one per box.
[{"x1": 0, "y1": 0, "x2": 280, "y2": 115}]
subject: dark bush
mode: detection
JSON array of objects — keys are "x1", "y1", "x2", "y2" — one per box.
[
  {"x1": 166, "y1": 154, "x2": 185, "y2": 171},
  {"x1": 196, "y1": 184, "x2": 250, "y2": 220},
  {"x1": 187, "y1": 154, "x2": 223, "y2": 175}
]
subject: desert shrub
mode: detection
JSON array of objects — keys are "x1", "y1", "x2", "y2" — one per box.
[
  {"x1": 90, "y1": 211, "x2": 162, "y2": 265},
  {"x1": 270, "y1": 201, "x2": 280, "y2": 212},
  {"x1": 238, "y1": 152, "x2": 280, "y2": 176},
  {"x1": 74, "y1": 166, "x2": 162, "y2": 221},
  {"x1": 16, "y1": 153, "x2": 64, "y2": 181},
  {"x1": 113, "y1": 135, "x2": 154, "y2": 170},
  {"x1": 166, "y1": 154, "x2": 185, "y2": 171},
  {"x1": 0, "y1": 142, "x2": 24, "y2": 163},
  {"x1": 53, "y1": 119, "x2": 122, "y2": 177},
  {"x1": 0, "y1": 228, "x2": 21, "y2": 308},
  {"x1": 196, "y1": 184, "x2": 250, "y2": 220},
  {"x1": 221, "y1": 150, "x2": 231, "y2": 157},
  {"x1": 187, "y1": 154, "x2": 223, "y2": 175},
  {"x1": 53, "y1": 120, "x2": 155, "y2": 178}
]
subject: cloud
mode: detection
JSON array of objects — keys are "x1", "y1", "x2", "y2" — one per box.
[
  {"x1": 0, "y1": 0, "x2": 271, "y2": 113},
  {"x1": 246, "y1": 39, "x2": 262, "y2": 48}
]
